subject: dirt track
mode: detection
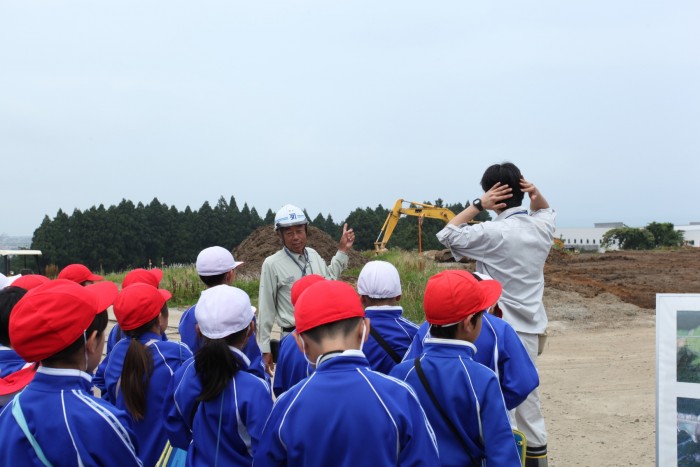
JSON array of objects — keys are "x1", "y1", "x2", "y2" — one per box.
[{"x1": 539, "y1": 248, "x2": 700, "y2": 466}]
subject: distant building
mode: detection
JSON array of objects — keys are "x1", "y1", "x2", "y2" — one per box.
[
  {"x1": 675, "y1": 224, "x2": 700, "y2": 247},
  {"x1": 554, "y1": 225, "x2": 621, "y2": 252},
  {"x1": 555, "y1": 222, "x2": 700, "y2": 251}
]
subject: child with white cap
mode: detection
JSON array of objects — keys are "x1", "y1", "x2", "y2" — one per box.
[
  {"x1": 390, "y1": 270, "x2": 522, "y2": 466},
  {"x1": 100, "y1": 283, "x2": 192, "y2": 466},
  {"x1": 178, "y1": 246, "x2": 267, "y2": 380},
  {"x1": 357, "y1": 260, "x2": 419, "y2": 374},
  {"x1": 404, "y1": 271, "x2": 539, "y2": 412},
  {"x1": 164, "y1": 285, "x2": 272, "y2": 466},
  {"x1": 254, "y1": 280, "x2": 439, "y2": 466},
  {"x1": 0, "y1": 279, "x2": 143, "y2": 466}
]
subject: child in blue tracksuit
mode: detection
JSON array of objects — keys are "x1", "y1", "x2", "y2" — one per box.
[
  {"x1": 101, "y1": 283, "x2": 192, "y2": 466},
  {"x1": 0, "y1": 279, "x2": 143, "y2": 466},
  {"x1": 271, "y1": 274, "x2": 324, "y2": 397},
  {"x1": 357, "y1": 260, "x2": 419, "y2": 374},
  {"x1": 165, "y1": 285, "x2": 273, "y2": 466},
  {"x1": 254, "y1": 280, "x2": 440, "y2": 467},
  {"x1": 0, "y1": 286, "x2": 29, "y2": 378},
  {"x1": 390, "y1": 270, "x2": 521, "y2": 467},
  {"x1": 403, "y1": 272, "x2": 539, "y2": 411},
  {"x1": 105, "y1": 268, "x2": 169, "y2": 355},
  {"x1": 178, "y1": 246, "x2": 267, "y2": 381}
]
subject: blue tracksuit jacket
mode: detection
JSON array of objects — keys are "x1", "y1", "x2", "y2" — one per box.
[
  {"x1": 164, "y1": 347, "x2": 273, "y2": 466},
  {"x1": 0, "y1": 346, "x2": 29, "y2": 377},
  {"x1": 272, "y1": 332, "x2": 312, "y2": 397},
  {"x1": 179, "y1": 304, "x2": 268, "y2": 382},
  {"x1": 254, "y1": 350, "x2": 440, "y2": 467},
  {"x1": 404, "y1": 313, "x2": 539, "y2": 410},
  {"x1": 391, "y1": 339, "x2": 521, "y2": 467},
  {"x1": 100, "y1": 332, "x2": 192, "y2": 466},
  {"x1": 0, "y1": 367, "x2": 142, "y2": 466},
  {"x1": 364, "y1": 306, "x2": 419, "y2": 374}
]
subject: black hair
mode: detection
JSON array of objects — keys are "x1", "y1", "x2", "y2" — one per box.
[
  {"x1": 43, "y1": 310, "x2": 109, "y2": 364},
  {"x1": 0, "y1": 286, "x2": 27, "y2": 347},
  {"x1": 195, "y1": 326, "x2": 249, "y2": 402},
  {"x1": 480, "y1": 162, "x2": 524, "y2": 209},
  {"x1": 429, "y1": 311, "x2": 484, "y2": 340},
  {"x1": 301, "y1": 317, "x2": 363, "y2": 344},
  {"x1": 199, "y1": 273, "x2": 228, "y2": 288},
  {"x1": 120, "y1": 316, "x2": 160, "y2": 421}
]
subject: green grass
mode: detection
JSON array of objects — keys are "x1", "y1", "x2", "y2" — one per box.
[{"x1": 105, "y1": 249, "x2": 444, "y2": 323}]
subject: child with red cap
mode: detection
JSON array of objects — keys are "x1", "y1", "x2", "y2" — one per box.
[
  {"x1": 0, "y1": 279, "x2": 142, "y2": 466},
  {"x1": 0, "y1": 276, "x2": 52, "y2": 405},
  {"x1": 254, "y1": 280, "x2": 440, "y2": 466},
  {"x1": 390, "y1": 270, "x2": 522, "y2": 466},
  {"x1": 357, "y1": 260, "x2": 419, "y2": 374},
  {"x1": 271, "y1": 274, "x2": 324, "y2": 396},
  {"x1": 404, "y1": 271, "x2": 539, "y2": 413},
  {"x1": 99, "y1": 283, "x2": 192, "y2": 466},
  {"x1": 105, "y1": 268, "x2": 167, "y2": 354},
  {"x1": 164, "y1": 285, "x2": 272, "y2": 466},
  {"x1": 57, "y1": 263, "x2": 103, "y2": 285}
]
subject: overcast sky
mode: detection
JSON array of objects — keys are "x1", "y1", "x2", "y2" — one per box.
[{"x1": 2, "y1": 1, "x2": 698, "y2": 236}]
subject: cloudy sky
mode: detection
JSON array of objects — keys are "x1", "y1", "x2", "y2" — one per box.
[{"x1": 2, "y1": 1, "x2": 698, "y2": 236}]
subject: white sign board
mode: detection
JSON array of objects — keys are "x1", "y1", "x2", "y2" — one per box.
[{"x1": 657, "y1": 294, "x2": 700, "y2": 466}]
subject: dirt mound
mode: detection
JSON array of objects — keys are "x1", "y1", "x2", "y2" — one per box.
[
  {"x1": 544, "y1": 248, "x2": 700, "y2": 310},
  {"x1": 233, "y1": 225, "x2": 367, "y2": 278}
]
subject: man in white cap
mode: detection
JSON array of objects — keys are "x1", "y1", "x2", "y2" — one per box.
[
  {"x1": 257, "y1": 204, "x2": 355, "y2": 376},
  {"x1": 178, "y1": 246, "x2": 267, "y2": 380},
  {"x1": 357, "y1": 260, "x2": 418, "y2": 374}
]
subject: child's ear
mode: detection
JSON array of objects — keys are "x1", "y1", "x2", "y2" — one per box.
[
  {"x1": 86, "y1": 330, "x2": 99, "y2": 353},
  {"x1": 293, "y1": 331, "x2": 305, "y2": 353},
  {"x1": 361, "y1": 318, "x2": 370, "y2": 342}
]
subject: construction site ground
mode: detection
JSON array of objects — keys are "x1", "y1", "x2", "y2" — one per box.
[{"x1": 149, "y1": 248, "x2": 700, "y2": 466}]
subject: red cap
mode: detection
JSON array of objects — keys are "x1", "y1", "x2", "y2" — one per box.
[
  {"x1": 294, "y1": 280, "x2": 364, "y2": 334},
  {"x1": 11, "y1": 275, "x2": 50, "y2": 291},
  {"x1": 10, "y1": 279, "x2": 118, "y2": 362},
  {"x1": 113, "y1": 283, "x2": 172, "y2": 331},
  {"x1": 423, "y1": 270, "x2": 502, "y2": 325},
  {"x1": 0, "y1": 365, "x2": 37, "y2": 396},
  {"x1": 291, "y1": 274, "x2": 325, "y2": 306},
  {"x1": 122, "y1": 268, "x2": 163, "y2": 289},
  {"x1": 58, "y1": 264, "x2": 103, "y2": 284}
]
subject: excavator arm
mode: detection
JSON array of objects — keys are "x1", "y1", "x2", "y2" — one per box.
[{"x1": 374, "y1": 200, "x2": 456, "y2": 253}]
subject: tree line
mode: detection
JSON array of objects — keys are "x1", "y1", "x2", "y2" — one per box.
[
  {"x1": 30, "y1": 197, "x2": 484, "y2": 273},
  {"x1": 601, "y1": 222, "x2": 685, "y2": 250}
]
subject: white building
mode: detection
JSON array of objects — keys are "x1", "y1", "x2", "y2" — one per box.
[
  {"x1": 555, "y1": 222, "x2": 700, "y2": 252},
  {"x1": 676, "y1": 223, "x2": 700, "y2": 247},
  {"x1": 554, "y1": 223, "x2": 624, "y2": 252}
]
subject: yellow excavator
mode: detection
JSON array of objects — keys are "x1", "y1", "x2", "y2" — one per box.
[{"x1": 374, "y1": 199, "x2": 456, "y2": 254}]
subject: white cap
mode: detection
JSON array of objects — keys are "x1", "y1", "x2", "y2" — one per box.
[
  {"x1": 0, "y1": 273, "x2": 20, "y2": 290},
  {"x1": 195, "y1": 285, "x2": 255, "y2": 339},
  {"x1": 357, "y1": 261, "x2": 402, "y2": 299},
  {"x1": 196, "y1": 246, "x2": 243, "y2": 276}
]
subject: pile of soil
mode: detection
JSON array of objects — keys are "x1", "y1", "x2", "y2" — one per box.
[{"x1": 233, "y1": 225, "x2": 367, "y2": 278}]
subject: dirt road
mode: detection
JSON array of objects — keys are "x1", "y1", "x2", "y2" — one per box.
[{"x1": 540, "y1": 318, "x2": 655, "y2": 466}]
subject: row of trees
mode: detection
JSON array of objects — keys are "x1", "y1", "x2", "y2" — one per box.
[
  {"x1": 601, "y1": 222, "x2": 685, "y2": 250},
  {"x1": 30, "y1": 197, "x2": 481, "y2": 273}
]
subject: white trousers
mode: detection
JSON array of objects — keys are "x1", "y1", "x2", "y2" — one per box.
[{"x1": 513, "y1": 331, "x2": 548, "y2": 448}]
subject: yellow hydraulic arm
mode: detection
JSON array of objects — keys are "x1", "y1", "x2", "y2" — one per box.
[{"x1": 374, "y1": 199, "x2": 455, "y2": 253}]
